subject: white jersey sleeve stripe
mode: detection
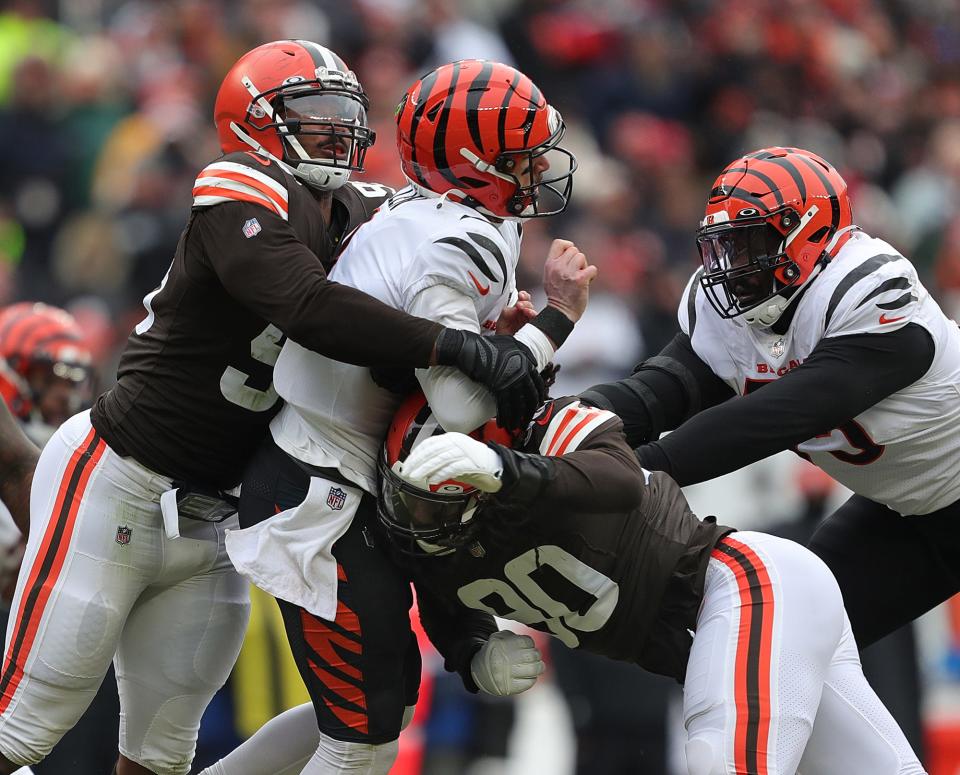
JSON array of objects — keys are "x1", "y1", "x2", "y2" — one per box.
[
  {"x1": 192, "y1": 179, "x2": 287, "y2": 219},
  {"x1": 200, "y1": 162, "x2": 289, "y2": 200},
  {"x1": 540, "y1": 402, "x2": 616, "y2": 457},
  {"x1": 823, "y1": 253, "x2": 905, "y2": 328}
]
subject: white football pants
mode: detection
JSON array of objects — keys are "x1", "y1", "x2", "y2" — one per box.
[
  {"x1": 0, "y1": 411, "x2": 250, "y2": 774},
  {"x1": 684, "y1": 532, "x2": 925, "y2": 775}
]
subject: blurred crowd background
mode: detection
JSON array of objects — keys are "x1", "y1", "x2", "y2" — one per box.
[{"x1": 3, "y1": 0, "x2": 960, "y2": 773}]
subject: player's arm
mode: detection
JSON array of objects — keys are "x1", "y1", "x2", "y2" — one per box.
[
  {"x1": 411, "y1": 283, "x2": 560, "y2": 433},
  {"x1": 579, "y1": 331, "x2": 735, "y2": 447},
  {"x1": 0, "y1": 398, "x2": 39, "y2": 536},
  {"x1": 637, "y1": 323, "x2": 934, "y2": 485},
  {"x1": 414, "y1": 579, "x2": 544, "y2": 696},
  {"x1": 409, "y1": 237, "x2": 588, "y2": 431},
  {"x1": 196, "y1": 200, "x2": 544, "y2": 427},
  {"x1": 399, "y1": 400, "x2": 645, "y2": 515}
]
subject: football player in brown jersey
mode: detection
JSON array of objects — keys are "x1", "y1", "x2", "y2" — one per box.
[{"x1": 376, "y1": 393, "x2": 925, "y2": 775}]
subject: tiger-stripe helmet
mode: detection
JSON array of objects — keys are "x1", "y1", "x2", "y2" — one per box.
[
  {"x1": 395, "y1": 59, "x2": 576, "y2": 219},
  {"x1": 0, "y1": 302, "x2": 93, "y2": 439},
  {"x1": 214, "y1": 40, "x2": 375, "y2": 191},
  {"x1": 697, "y1": 147, "x2": 855, "y2": 326}
]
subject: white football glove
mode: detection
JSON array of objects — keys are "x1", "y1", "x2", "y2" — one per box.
[
  {"x1": 398, "y1": 432, "x2": 504, "y2": 493},
  {"x1": 470, "y1": 630, "x2": 545, "y2": 696}
]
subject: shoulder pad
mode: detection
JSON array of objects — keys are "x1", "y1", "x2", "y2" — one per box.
[
  {"x1": 426, "y1": 222, "x2": 512, "y2": 301},
  {"x1": 822, "y1": 252, "x2": 919, "y2": 336},
  {"x1": 678, "y1": 268, "x2": 704, "y2": 337},
  {"x1": 192, "y1": 152, "x2": 291, "y2": 220},
  {"x1": 525, "y1": 397, "x2": 619, "y2": 457},
  {"x1": 336, "y1": 180, "x2": 396, "y2": 223}
]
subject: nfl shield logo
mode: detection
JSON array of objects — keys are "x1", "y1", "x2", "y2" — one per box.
[
  {"x1": 116, "y1": 525, "x2": 132, "y2": 545},
  {"x1": 242, "y1": 218, "x2": 262, "y2": 238},
  {"x1": 326, "y1": 487, "x2": 347, "y2": 511}
]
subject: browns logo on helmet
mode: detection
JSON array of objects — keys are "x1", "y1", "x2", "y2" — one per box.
[
  {"x1": 696, "y1": 147, "x2": 857, "y2": 326},
  {"x1": 214, "y1": 40, "x2": 376, "y2": 191},
  {"x1": 395, "y1": 59, "x2": 576, "y2": 219},
  {"x1": 378, "y1": 391, "x2": 512, "y2": 556},
  {"x1": 0, "y1": 302, "x2": 93, "y2": 444}
]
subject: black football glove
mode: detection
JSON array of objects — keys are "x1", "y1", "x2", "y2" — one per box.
[{"x1": 434, "y1": 329, "x2": 546, "y2": 430}]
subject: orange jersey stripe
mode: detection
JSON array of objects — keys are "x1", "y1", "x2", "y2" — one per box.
[
  {"x1": 711, "y1": 535, "x2": 774, "y2": 775},
  {"x1": 197, "y1": 169, "x2": 288, "y2": 215},
  {"x1": 191, "y1": 184, "x2": 285, "y2": 218},
  {"x1": 553, "y1": 411, "x2": 603, "y2": 457},
  {"x1": 0, "y1": 429, "x2": 106, "y2": 714}
]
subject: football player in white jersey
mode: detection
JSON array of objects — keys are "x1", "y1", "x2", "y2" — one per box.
[
  {"x1": 216, "y1": 59, "x2": 594, "y2": 775},
  {"x1": 582, "y1": 146, "x2": 960, "y2": 650}
]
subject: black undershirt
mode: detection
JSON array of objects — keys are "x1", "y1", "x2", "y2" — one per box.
[{"x1": 636, "y1": 323, "x2": 935, "y2": 486}]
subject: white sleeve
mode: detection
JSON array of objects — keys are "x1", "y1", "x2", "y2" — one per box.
[
  {"x1": 410, "y1": 283, "x2": 498, "y2": 433},
  {"x1": 824, "y1": 254, "x2": 921, "y2": 338}
]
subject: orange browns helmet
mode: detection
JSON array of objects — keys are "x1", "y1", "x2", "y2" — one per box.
[
  {"x1": 0, "y1": 303, "x2": 93, "y2": 433},
  {"x1": 214, "y1": 40, "x2": 375, "y2": 191},
  {"x1": 378, "y1": 391, "x2": 512, "y2": 557},
  {"x1": 696, "y1": 147, "x2": 856, "y2": 327},
  {"x1": 395, "y1": 59, "x2": 577, "y2": 218}
]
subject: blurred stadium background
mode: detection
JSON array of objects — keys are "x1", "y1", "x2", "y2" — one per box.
[{"x1": 3, "y1": 0, "x2": 960, "y2": 772}]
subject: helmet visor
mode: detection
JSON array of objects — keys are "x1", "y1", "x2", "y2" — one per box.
[
  {"x1": 697, "y1": 221, "x2": 786, "y2": 316},
  {"x1": 377, "y1": 456, "x2": 482, "y2": 555},
  {"x1": 279, "y1": 92, "x2": 374, "y2": 169}
]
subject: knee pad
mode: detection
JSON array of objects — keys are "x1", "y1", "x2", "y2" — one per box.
[
  {"x1": 311, "y1": 732, "x2": 399, "y2": 775},
  {"x1": 685, "y1": 737, "x2": 725, "y2": 775}
]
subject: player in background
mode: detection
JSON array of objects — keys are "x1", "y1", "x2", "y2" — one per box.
[
  {"x1": 214, "y1": 59, "x2": 591, "y2": 775},
  {"x1": 0, "y1": 302, "x2": 92, "y2": 601},
  {"x1": 378, "y1": 392, "x2": 926, "y2": 775},
  {"x1": 580, "y1": 146, "x2": 960, "y2": 650},
  {"x1": 0, "y1": 303, "x2": 123, "y2": 775},
  {"x1": 0, "y1": 42, "x2": 543, "y2": 775}
]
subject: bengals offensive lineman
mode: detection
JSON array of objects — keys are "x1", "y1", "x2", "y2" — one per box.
[{"x1": 581, "y1": 147, "x2": 960, "y2": 652}]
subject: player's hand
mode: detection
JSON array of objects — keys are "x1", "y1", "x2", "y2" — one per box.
[
  {"x1": 434, "y1": 329, "x2": 545, "y2": 429},
  {"x1": 542, "y1": 239, "x2": 597, "y2": 324},
  {"x1": 398, "y1": 432, "x2": 504, "y2": 493},
  {"x1": 496, "y1": 290, "x2": 537, "y2": 335},
  {"x1": 471, "y1": 631, "x2": 545, "y2": 696}
]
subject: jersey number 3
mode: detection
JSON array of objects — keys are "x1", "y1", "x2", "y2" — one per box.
[{"x1": 137, "y1": 271, "x2": 283, "y2": 412}]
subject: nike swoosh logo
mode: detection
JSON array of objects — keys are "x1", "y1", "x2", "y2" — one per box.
[
  {"x1": 879, "y1": 313, "x2": 906, "y2": 325},
  {"x1": 468, "y1": 271, "x2": 490, "y2": 296}
]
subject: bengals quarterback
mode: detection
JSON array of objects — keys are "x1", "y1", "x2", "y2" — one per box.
[{"x1": 213, "y1": 59, "x2": 592, "y2": 775}]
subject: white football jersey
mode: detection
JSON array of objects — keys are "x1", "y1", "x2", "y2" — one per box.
[
  {"x1": 271, "y1": 191, "x2": 522, "y2": 493},
  {"x1": 680, "y1": 230, "x2": 960, "y2": 515}
]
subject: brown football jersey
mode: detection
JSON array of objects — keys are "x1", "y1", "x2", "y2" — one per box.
[
  {"x1": 92, "y1": 152, "x2": 435, "y2": 488},
  {"x1": 411, "y1": 396, "x2": 734, "y2": 682}
]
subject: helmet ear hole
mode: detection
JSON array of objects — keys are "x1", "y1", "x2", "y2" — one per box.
[{"x1": 495, "y1": 155, "x2": 516, "y2": 173}]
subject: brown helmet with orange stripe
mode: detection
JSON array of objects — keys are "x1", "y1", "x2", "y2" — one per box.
[
  {"x1": 0, "y1": 303, "x2": 93, "y2": 444},
  {"x1": 697, "y1": 147, "x2": 857, "y2": 327},
  {"x1": 395, "y1": 59, "x2": 577, "y2": 219},
  {"x1": 214, "y1": 40, "x2": 375, "y2": 191}
]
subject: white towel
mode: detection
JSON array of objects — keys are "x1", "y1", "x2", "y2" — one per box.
[{"x1": 225, "y1": 475, "x2": 362, "y2": 620}]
